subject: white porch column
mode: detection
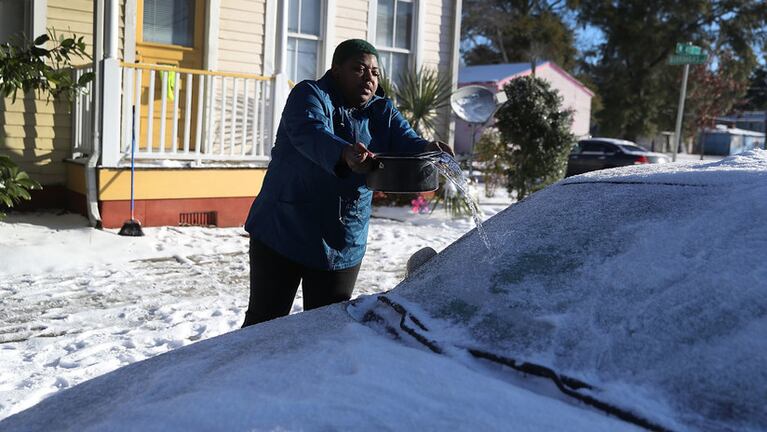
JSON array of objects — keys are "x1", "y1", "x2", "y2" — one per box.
[
  {"x1": 414, "y1": 0, "x2": 426, "y2": 69},
  {"x1": 266, "y1": 0, "x2": 288, "y2": 153},
  {"x1": 30, "y1": 0, "x2": 46, "y2": 38},
  {"x1": 100, "y1": 0, "x2": 122, "y2": 167},
  {"x1": 204, "y1": 0, "x2": 220, "y2": 70},
  {"x1": 447, "y1": 0, "x2": 462, "y2": 150},
  {"x1": 322, "y1": 0, "x2": 336, "y2": 71}
]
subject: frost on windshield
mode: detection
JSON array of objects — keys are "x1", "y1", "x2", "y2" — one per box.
[{"x1": 393, "y1": 152, "x2": 767, "y2": 431}]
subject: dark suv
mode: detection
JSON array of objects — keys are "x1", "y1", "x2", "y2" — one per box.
[{"x1": 566, "y1": 138, "x2": 669, "y2": 177}]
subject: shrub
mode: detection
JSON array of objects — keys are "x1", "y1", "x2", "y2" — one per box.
[
  {"x1": 495, "y1": 76, "x2": 575, "y2": 199},
  {"x1": 0, "y1": 155, "x2": 41, "y2": 220}
]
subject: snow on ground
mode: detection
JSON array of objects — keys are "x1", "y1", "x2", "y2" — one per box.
[{"x1": 0, "y1": 187, "x2": 511, "y2": 421}]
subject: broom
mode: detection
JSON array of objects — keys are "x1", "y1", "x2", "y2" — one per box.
[{"x1": 118, "y1": 109, "x2": 144, "y2": 236}]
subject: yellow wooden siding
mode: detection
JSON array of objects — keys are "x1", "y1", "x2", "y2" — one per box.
[
  {"x1": 0, "y1": 94, "x2": 72, "y2": 186},
  {"x1": 422, "y1": 1, "x2": 454, "y2": 69},
  {"x1": 335, "y1": 0, "x2": 369, "y2": 43},
  {"x1": 66, "y1": 162, "x2": 87, "y2": 195},
  {"x1": 218, "y1": 0, "x2": 266, "y2": 74},
  {"x1": 46, "y1": 0, "x2": 125, "y2": 64},
  {"x1": 98, "y1": 168, "x2": 267, "y2": 200}
]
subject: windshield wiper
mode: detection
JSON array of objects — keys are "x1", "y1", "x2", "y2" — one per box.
[{"x1": 357, "y1": 295, "x2": 672, "y2": 432}]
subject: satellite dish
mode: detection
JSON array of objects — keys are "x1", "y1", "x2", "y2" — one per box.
[{"x1": 450, "y1": 85, "x2": 498, "y2": 124}]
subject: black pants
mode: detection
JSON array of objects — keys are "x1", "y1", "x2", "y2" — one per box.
[{"x1": 241, "y1": 238, "x2": 361, "y2": 327}]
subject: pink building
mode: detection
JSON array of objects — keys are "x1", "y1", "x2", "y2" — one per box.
[{"x1": 456, "y1": 61, "x2": 594, "y2": 155}]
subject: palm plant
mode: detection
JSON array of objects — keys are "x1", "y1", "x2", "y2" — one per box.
[{"x1": 380, "y1": 66, "x2": 453, "y2": 141}]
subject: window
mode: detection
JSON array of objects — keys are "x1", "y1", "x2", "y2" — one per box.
[
  {"x1": 375, "y1": 0, "x2": 414, "y2": 84},
  {"x1": 0, "y1": 0, "x2": 29, "y2": 44},
  {"x1": 618, "y1": 144, "x2": 647, "y2": 153},
  {"x1": 143, "y1": 0, "x2": 195, "y2": 47},
  {"x1": 287, "y1": 0, "x2": 322, "y2": 83},
  {"x1": 579, "y1": 141, "x2": 606, "y2": 153}
]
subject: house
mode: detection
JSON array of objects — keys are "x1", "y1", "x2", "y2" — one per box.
[
  {"x1": 455, "y1": 61, "x2": 593, "y2": 155},
  {"x1": 0, "y1": 0, "x2": 462, "y2": 228},
  {"x1": 715, "y1": 111, "x2": 766, "y2": 134}
]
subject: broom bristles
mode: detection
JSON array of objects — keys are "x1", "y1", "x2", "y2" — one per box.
[{"x1": 118, "y1": 219, "x2": 144, "y2": 237}]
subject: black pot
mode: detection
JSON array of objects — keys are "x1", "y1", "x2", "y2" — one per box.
[{"x1": 365, "y1": 151, "x2": 442, "y2": 193}]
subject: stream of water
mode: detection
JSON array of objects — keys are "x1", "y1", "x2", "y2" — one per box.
[{"x1": 431, "y1": 153, "x2": 493, "y2": 251}]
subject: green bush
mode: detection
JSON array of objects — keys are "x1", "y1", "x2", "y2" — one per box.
[
  {"x1": 0, "y1": 155, "x2": 41, "y2": 220},
  {"x1": 0, "y1": 31, "x2": 92, "y2": 102},
  {"x1": 474, "y1": 127, "x2": 509, "y2": 198},
  {"x1": 495, "y1": 76, "x2": 575, "y2": 199}
]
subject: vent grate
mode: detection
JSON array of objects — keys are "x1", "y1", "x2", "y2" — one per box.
[{"x1": 179, "y1": 211, "x2": 217, "y2": 227}]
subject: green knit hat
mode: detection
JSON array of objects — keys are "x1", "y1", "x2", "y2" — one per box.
[{"x1": 331, "y1": 39, "x2": 379, "y2": 66}]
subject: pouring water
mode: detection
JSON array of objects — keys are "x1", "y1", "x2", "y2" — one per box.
[{"x1": 430, "y1": 153, "x2": 493, "y2": 251}]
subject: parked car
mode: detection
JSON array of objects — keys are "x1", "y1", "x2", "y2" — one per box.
[
  {"x1": 3, "y1": 152, "x2": 766, "y2": 432},
  {"x1": 566, "y1": 138, "x2": 669, "y2": 176}
]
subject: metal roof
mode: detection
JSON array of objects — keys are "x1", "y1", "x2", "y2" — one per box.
[{"x1": 458, "y1": 62, "x2": 548, "y2": 84}]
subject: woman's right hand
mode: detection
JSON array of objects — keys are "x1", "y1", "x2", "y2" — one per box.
[{"x1": 342, "y1": 142, "x2": 376, "y2": 174}]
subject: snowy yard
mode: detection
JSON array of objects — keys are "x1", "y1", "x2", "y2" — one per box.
[{"x1": 0, "y1": 190, "x2": 511, "y2": 420}]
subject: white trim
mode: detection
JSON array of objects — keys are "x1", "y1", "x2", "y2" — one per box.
[
  {"x1": 277, "y1": 0, "x2": 288, "y2": 74},
  {"x1": 123, "y1": 0, "x2": 137, "y2": 62},
  {"x1": 287, "y1": 32, "x2": 320, "y2": 41},
  {"x1": 264, "y1": 0, "x2": 278, "y2": 76},
  {"x1": 378, "y1": 46, "x2": 411, "y2": 55},
  {"x1": 203, "y1": 0, "x2": 219, "y2": 70},
  {"x1": 100, "y1": 57, "x2": 122, "y2": 166},
  {"x1": 366, "y1": 0, "x2": 375, "y2": 42},
  {"x1": 447, "y1": 0, "x2": 461, "y2": 148},
  {"x1": 414, "y1": 0, "x2": 424, "y2": 69},
  {"x1": 105, "y1": 0, "x2": 118, "y2": 59},
  {"x1": 322, "y1": 0, "x2": 335, "y2": 70},
  {"x1": 270, "y1": 0, "x2": 289, "y2": 150},
  {"x1": 30, "y1": 0, "x2": 46, "y2": 38}
]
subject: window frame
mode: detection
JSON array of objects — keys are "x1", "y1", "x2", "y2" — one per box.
[
  {"x1": 285, "y1": 0, "x2": 325, "y2": 83},
  {"x1": 368, "y1": 0, "x2": 422, "y2": 83}
]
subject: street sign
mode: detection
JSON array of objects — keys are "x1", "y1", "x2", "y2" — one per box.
[
  {"x1": 668, "y1": 54, "x2": 707, "y2": 65},
  {"x1": 668, "y1": 43, "x2": 707, "y2": 162},
  {"x1": 675, "y1": 43, "x2": 702, "y2": 56}
]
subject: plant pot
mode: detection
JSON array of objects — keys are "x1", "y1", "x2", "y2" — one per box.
[{"x1": 365, "y1": 151, "x2": 441, "y2": 193}]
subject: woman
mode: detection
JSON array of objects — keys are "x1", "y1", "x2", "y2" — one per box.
[{"x1": 242, "y1": 39, "x2": 452, "y2": 327}]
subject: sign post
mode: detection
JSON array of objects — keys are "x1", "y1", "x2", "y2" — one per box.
[{"x1": 668, "y1": 43, "x2": 707, "y2": 162}]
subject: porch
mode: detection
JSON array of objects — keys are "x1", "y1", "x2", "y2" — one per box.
[
  {"x1": 68, "y1": 61, "x2": 280, "y2": 228},
  {"x1": 71, "y1": 62, "x2": 277, "y2": 166}
]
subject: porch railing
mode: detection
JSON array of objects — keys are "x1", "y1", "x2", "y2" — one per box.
[
  {"x1": 120, "y1": 63, "x2": 274, "y2": 163},
  {"x1": 71, "y1": 64, "x2": 95, "y2": 158}
]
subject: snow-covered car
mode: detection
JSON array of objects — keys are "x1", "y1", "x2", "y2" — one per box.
[{"x1": 3, "y1": 151, "x2": 766, "y2": 432}]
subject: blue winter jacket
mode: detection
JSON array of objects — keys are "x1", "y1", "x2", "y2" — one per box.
[{"x1": 244, "y1": 71, "x2": 429, "y2": 270}]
